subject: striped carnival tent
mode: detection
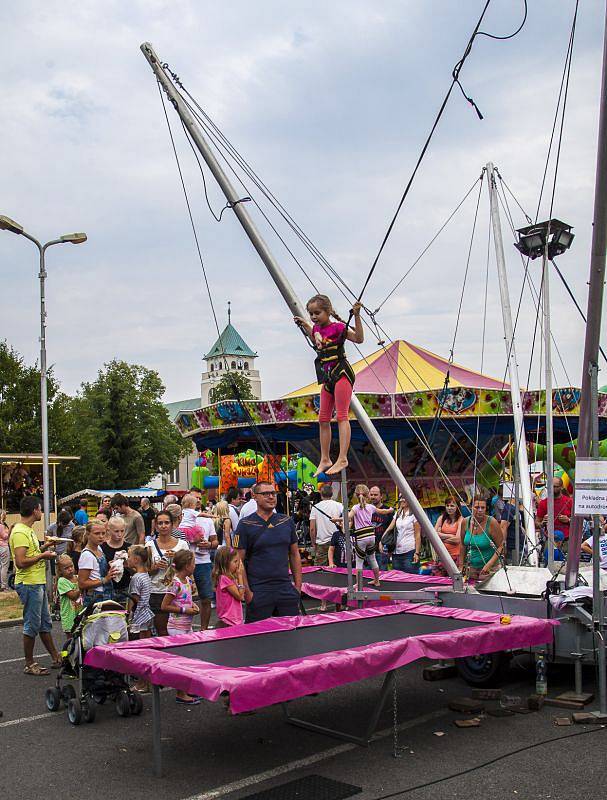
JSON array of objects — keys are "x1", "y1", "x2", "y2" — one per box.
[{"x1": 285, "y1": 339, "x2": 508, "y2": 397}]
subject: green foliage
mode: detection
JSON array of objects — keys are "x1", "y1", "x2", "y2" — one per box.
[
  {"x1": 77, "y1": 360, "x2": 190, "y2": 490},
  {"x1": 0, "y1": 340, "x2": 63, "y2": 451},
  {"x1": 209, "y1": 371, "x2": 255, "y2": 404},
  {"x1": 0, "y1": 342, "x2": 190, "y2": 497}
]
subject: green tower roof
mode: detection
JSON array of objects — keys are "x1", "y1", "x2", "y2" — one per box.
[{"x1": 204, "y1": 324, "x2": 257, "y2": 360}]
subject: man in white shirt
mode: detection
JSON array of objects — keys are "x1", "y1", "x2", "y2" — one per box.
[
  {"x1": 239, "y1": 494, "x2": 258, "y2": 519},
  {"x1": 310, "y1": 484, "x2": 343, "y2": 567},
  {"x1": 226, "y1": 486, "x2": 242, "y2": 531}
]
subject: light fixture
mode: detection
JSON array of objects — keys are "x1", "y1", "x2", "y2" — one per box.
[
  {"x1": 0, "y1": 214, "x2": 24, "y2": 234},
  {"x1": 60, "y1": 232, "x2": 88, "y2": 244},
  {"x1": 514, "y1": 219, "x2": 574, "y2": 260}
]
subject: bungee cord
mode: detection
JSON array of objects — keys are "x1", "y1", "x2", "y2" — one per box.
[{"x1": 351, "y1": 0, "x2": 529, "y2": 316}]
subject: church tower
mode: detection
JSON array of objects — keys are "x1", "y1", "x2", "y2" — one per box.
[{"x1": 201, "y1": 303, "x2": 261, "y2": 405}]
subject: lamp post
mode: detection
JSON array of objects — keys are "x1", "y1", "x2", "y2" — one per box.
[
  {"x1": 514, "y1": 218, "x2": 574, "y2": 571},
  {"x1": 0, "y1": 215, "x2": 86, "y2": 532}
]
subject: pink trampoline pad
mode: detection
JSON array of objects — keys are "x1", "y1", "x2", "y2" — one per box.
[
  {"x1": 301, "y1": 566, "x2": 451, "y2": 605},
  {"x1": 85, "y1": 603, "x2": 556, "y2": 714}
]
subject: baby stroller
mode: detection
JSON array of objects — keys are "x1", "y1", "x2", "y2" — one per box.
[{"x1": 45, "y1": 599, "x2": 143, "y2": 724}]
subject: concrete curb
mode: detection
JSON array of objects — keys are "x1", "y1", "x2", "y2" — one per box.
[{"x1": 0, "y1": 618, "x2": 22, "y2": 629}]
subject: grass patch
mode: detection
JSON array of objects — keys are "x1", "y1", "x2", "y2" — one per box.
[{"x1": 0, "y1": 591, "x2": 22, "y2": 622}]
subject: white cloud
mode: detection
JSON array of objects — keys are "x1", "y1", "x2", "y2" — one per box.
[{"x1": 0, "y1": 0, "x2": 604, "y2": 406}]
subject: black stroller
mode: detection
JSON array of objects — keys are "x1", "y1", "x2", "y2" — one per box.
[{"x1": 45, "y1": 599, "x2": 143, "y2": 724}]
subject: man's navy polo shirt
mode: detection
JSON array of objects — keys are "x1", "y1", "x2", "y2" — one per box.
[{"x1": 234, "y1": 512, "x2": 298, "y2": 588}]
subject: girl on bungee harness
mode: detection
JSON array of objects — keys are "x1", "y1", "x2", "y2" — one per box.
[{"x1": 294, "y1": 294, "x2": 364, "y2": 477}]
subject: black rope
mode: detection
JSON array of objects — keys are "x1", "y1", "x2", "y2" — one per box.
[
  {"x1": 366, "y1": 714, "x2": 605, "y2": 800},
  {"x1": 352, "y1": 0, "x2": 528, "y2": 315},
  {"x1": 425, "y1": 173, "x2": 485, "y2": 452},
  {"x1": 373, "y1": 176, "x2": 483, "y2": 314},
  {"x1": 534, "y1": 0, "x2": 578, "y2": 223},
  {"x1": 551, "y1": 258, "x2": 607, "y2": 364},
  {"x1": 156, "y1": 78, "x2": 287, "y2": 478}
]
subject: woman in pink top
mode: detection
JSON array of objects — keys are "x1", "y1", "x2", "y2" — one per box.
[
  {"x1": 0, "y1": 511, "x2": 10, "y2": 591},
  {"x1": 347, "y1": 485, "x2": 393, "y2": 587},
  {"x1": 212, "y1": 548, "x2": 245, "y2": 628},
  {"x1": 434, "y1": 496, "x2": 463, "y2": 575},
  {"x1": 294, "y1": 294, "x2": 364, "y2": 477}
]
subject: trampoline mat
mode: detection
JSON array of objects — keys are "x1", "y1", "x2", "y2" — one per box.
[
  {"x1": 163, "y1": 612, "x2": 484, "y2": 668},
  {"x1": 302, "y1": 572, "x2": 443, "y2": 591}
]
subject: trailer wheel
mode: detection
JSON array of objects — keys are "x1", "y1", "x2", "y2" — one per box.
[{"x1": 456, "y1": 651, "x2": 511, "y2": 687}]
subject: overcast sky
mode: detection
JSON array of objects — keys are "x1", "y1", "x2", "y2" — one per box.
[{"x1": 1, "y1": 1, "x2": 605, "y2": 404}]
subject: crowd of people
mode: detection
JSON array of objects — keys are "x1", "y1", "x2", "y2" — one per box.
[{"x1": 3, "y1": 478, "x2": 606, "y2": 701}]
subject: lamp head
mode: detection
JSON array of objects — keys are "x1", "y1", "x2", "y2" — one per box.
[
  {"x1": 0, "y1": 215, "x2": 24, "y2": 235},
  {"x1": 60, "y1": 232, "x2": 87, "y2": 244},
  {"x1": 514, "y1": 219, "x2": 574, "y2": 261}
]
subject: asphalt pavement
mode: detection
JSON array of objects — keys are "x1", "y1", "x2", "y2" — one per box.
[{"x1": 1, "y1": 610, "x2": 605, "y2": 800}]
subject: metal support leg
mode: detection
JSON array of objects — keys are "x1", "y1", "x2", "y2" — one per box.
[
  {"x1": 574, "y1": 628, "x2": 583, "y2": 697},
  {"x1": 282, "y1": 669, "x2": 396, "y2": 746},
  {"x1": 152, "y1": 685, "x2": 162, "y2": 778},
  {"x1": 357, "y1": 570, "x2": 364, "y2": 610}
]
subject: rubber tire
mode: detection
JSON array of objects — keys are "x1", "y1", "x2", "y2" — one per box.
[
  {"x1": 61, "y1": 684, "x2": 76, "y2": 703},
  {"x1": 67, "y1": 697, "x2": 82, "y2": 725},
  {"x1": 81, "y1": 697, "x2": 96, "y2": 724},
  {"x1": 93, "y1": 693, "x2": 106, "y2": 705},
  {"x1": 129, "y1": 692, "x2": 143, "y2": 716},
  {"x1": 456, "y1": 651, "x2": 510, "y2": 688},
  {"x1": 45, "y1": 687, "x2": 61, "y2": 712},
  {"x1": 116, "y1": 691, "x2": 132, "y2": 717}
]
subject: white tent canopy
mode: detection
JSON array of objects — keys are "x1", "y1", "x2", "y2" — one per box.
[{"x1": 59, "y1": 488, "x2": 163, "y2": 504}]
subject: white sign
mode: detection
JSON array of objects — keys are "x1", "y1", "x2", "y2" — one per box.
[
  {"x1": 574, "y1": 488, "x2": 607, "y2": 515},
  {"x1": 576, "y1": 459, "x2": 607, "y2": 487}
]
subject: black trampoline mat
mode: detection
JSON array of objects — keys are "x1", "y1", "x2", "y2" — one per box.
[
  {"x1": 302, "y1": 571, "x2": 444, "y2": 591},
  {"x1": 162, "y1": 611, "x2": 484, "y2": 668}
]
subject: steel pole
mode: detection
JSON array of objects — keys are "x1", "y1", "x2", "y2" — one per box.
[
  {"x1": 141, "y1": 42, "x2": 464, "y2": 590},
  {"x1": 590, "y1": 363, "x2": 607, "y2": 716},
  {"x1": 567, "y1": 2, "x2": 607, "y2": 588},
  {"x1": 487, "y1": 163, "x2": 538, "y2": 565},
  {"x1": 542, "y1": 243, "x2": 555, "y2": 571},
  {"x1": 39, "y1": 243, "x2": 50, "y2": 533}
]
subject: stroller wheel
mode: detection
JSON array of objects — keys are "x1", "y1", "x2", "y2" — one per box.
[
  {"x1": 129, "y1": 691, "x2": 143, "y2": 716},
  {"x1": 115, "y1": 691, "x2": 131, "y2": 717},
  {"x1": 67, "y1": 698, "x2": 82, "y2": 725},
  {"x1": 45, "y1": 687, "x2": 61, "y2": 712},
  {"x1": 81, "y1": 697, "x2": 96, "y2": 724},
  {"x1": 61, "y1": 684, "x2": 76, "y2": 703}
]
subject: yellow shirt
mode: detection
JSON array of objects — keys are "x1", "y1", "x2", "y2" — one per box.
[{"x1": 9, "y1": 522, "x2": 46, "y2": 585}]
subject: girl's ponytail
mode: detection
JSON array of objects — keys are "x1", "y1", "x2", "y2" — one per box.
[{"x1": 130, "y1": 545, "x2": 151, "y2": 571}]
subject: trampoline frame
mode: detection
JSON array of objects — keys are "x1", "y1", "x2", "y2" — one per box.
[{"x1": 86, "y1": 604, "x2": 556, "y2": 777}]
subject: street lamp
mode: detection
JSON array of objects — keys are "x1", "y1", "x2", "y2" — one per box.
[
  {"x1": 0, "y1": 215, "x2": 87, "y2": 531},
  {"x1": 514, "y1": 217, "x2": 573, "y2": 571}
]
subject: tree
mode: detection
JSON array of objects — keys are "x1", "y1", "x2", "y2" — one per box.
[
  {"x1": 0, "y1": 340, "x2": 68, "y2": 452},
  {"x1": 0, "y1": 342, "x2": 191, "y2": 497},
  {"x1": 209, "y1": 371, "x2": 255, "y2": 404},
  {"x1": 79, "y1": 360, "x2": 191, "y2": 489}
]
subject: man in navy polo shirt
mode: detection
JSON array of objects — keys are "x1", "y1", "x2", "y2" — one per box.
[{"x1": 235, "y1": 480, "x2": 302, "y2": 623}]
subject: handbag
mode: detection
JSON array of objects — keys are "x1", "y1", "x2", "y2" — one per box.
[{"x1": 381, "y1": 528, "x2": 396, "y2": 554}]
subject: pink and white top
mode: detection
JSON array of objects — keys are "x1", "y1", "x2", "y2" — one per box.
[
  {"x1": 216, "y1": 574, "x2": 243, "y2": 626},
  {"x1": 167, "y1": 576, "x2": 195, "y2": 632},
  {"x1": 312, "y1": 320, "x2": 346, "y2": 347},
  {"x1": 351, "y1": 504, "x2": 377, "y2": 530}
]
